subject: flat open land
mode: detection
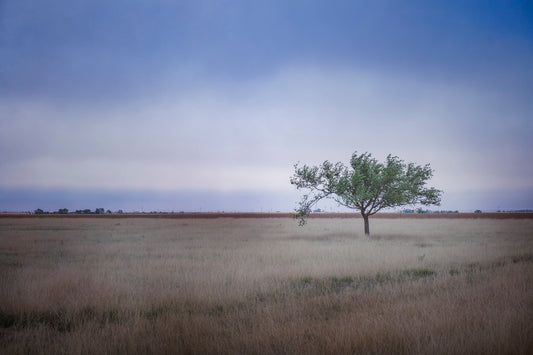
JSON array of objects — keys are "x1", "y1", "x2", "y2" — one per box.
[{"x1": 1, "y1": 216, "x2": 532, "y2": 354}]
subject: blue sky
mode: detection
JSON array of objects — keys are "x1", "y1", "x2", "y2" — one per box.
[{"x1": 1, "y1": 0, "x2": 532, "y2": 212}]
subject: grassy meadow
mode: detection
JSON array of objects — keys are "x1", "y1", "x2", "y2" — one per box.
[{"x1": 0, "y1": 216, "x2": 532, "y2": 354}]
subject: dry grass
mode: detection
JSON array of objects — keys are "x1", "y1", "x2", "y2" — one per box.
[{"x1": 0, "y1": 217, "x2": 532, "y2": 354}]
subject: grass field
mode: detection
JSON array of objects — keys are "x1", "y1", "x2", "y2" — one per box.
[{"x1": 1, "y1": 216, "x2": 532, "y2": 354}]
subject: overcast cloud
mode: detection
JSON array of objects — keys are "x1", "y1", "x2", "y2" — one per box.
[{"x1": 1, "y1": 1, "x2": 532, "y2": 212}]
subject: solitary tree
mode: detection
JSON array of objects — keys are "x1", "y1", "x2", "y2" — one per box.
[{"x1": 290, "y1": 151, "x2": 442, "y2": 235}]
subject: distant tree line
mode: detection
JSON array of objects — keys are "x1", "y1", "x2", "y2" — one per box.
[
  {"x1": 30, "y1": 208, "x2": 532, "y2": 215},
  {"x1": 401, "y1": 209, "x2": 461, "y2": 214},
  {"x1": 34, "y1": 208, "x2": 122, "y2": 215},
  {"x1": 496, "y1": 209, "x2": 533, "y2": 213}
]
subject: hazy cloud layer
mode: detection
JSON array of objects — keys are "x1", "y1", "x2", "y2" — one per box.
[{"x1": 2, "y1": 66, "x2": 531, "y2": 193}]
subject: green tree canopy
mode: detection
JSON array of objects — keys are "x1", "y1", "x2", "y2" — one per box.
[{"x1": 290, "y1": 151, "x2": 442, "y2": 235}]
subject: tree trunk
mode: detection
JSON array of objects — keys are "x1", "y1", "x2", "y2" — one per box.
[{"x1": 362, "y1": 213, "x2": 370, "y2": 236}]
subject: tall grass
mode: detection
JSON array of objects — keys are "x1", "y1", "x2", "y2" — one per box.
[{"x1": 1, "y1": 217, "x2": 532, "y2": 354}]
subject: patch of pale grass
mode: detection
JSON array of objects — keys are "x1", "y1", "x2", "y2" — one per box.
[{"x1": 1, "y1": 217, "x2": 532, "y2": 354}]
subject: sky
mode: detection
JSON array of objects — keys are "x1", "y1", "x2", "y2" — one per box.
[{"x1": 1, "y1": 0, "x2": 532, "y2": 212}]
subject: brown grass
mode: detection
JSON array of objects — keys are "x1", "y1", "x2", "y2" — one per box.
[{"x1": 1, "y1": 217, "x2": 532, "y2": 354}]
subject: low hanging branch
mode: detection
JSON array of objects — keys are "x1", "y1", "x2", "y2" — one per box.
[{"x1": 290, "y1": 151, "x2": 442, "y2": 235}]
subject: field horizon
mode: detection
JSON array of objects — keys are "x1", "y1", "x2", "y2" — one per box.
[
  {"x1": 2, "y1": 211, "x2": 533, "y2": 219},
  {"x1": 1, "y1": 216, "x2": 532, "y2": 354}
]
